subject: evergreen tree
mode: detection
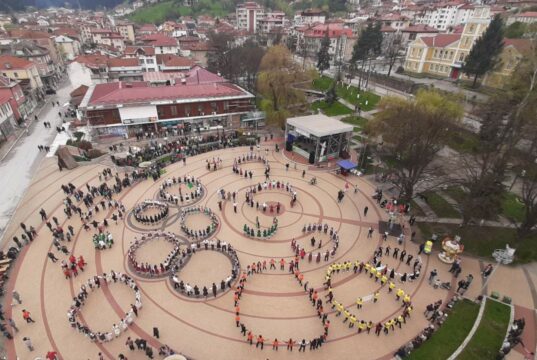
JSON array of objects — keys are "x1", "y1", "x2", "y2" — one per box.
[
  {"x1": 463, "y1": 15, "x2": 504, "y2": 88},
  {"x1": 317, "y1": 30, "x2": 331, "y2": 74},
  {"x1": 325, "y1": 82, "x2": 338, "y2": 105},
  {"x1": 351, "y1": 22, "x2": 383, "y2": 62}
]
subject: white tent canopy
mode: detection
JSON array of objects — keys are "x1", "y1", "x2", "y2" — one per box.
[{"x1": 287, "y1": 114, "x2": 354, "y2": 138}]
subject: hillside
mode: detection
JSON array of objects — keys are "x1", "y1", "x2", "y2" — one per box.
[
  {"x1": 0, "y1": 0, "x2": 125, "y2": 11},
  {"x1": 128, "y1": 0, "x2": 231, "y2": 23}
]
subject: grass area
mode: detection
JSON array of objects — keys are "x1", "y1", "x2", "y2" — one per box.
[
  {"x1": 129, "y1": 1, "x2": 190, "y2": 23},
  {"x1": 446, "y1": 127, "x2": 481, "y2": 154},
  {"x1": 501, "y1": 192, "x2": 525, "y2": 223},
  {"x1": 129, "y1": 0, "x2": 227, "y2": 23},
  {"x1": 407, "y1": 299, "x2": 480, "y2": 360},
  {"x1": 341, "y1": 115, "x2": 368, "y2": 130},
  {"x1": 416, "y1": 222, "x2": 537, "y2": 263},
  {"x1": 422, "y1": 191, "x2": 461, "y2": 218},
  {"x1": 410, "y1": 200, "x2": 426, "y2": 217},
  {"x1": 443, "y1": 186, "x2": 467, "y2": 205},
  {"x1": 458, "y1": 299, "x2": 511, "y2": 360},
  {"x1": 312, "y1": 100, "x2": 353, "y2": 116},
  {"x1": 312, "y1": 76, "x2": 381, "y2": 111}
]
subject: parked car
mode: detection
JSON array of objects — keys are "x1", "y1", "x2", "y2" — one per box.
[{"x1": 45, "y1": 88, "x2": 56, "y2": 95}]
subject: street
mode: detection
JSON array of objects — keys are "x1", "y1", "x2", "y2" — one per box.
[{"x1": 0, "y1": 76, "x2": 76, "y2": 243}]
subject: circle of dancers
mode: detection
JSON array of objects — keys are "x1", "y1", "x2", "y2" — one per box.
[
  {"x1": 67, "y1": 271, "x2": 141, "y2": 343},
  {"x1": 179, "y1": 206, "x2": 219, "y2": 240},
  {"x1": 128, "y1": 231, "x2": 182, "y2": 277},
  {"x1": 133, "y1": 200, "x2": 169, "y2": 225}
]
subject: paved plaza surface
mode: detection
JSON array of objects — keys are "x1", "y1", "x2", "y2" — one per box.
[{"x1": 1, "y1": 145, "x2": 536, "y2": 359}]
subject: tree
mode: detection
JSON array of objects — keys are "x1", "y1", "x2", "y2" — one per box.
[
  {"x1": 463, "y1": 15, "x2": 504, "y2": 88},
  {"x1": 206, "y1": 31, "x2": 234, "y2": 78},
  {"x1": 257, "y1": 45, "x2": 312, "y2": 128},
  {"x1": 352, "y1": 22, "x2": 383, "y2": 89},
  {"x1": 317, "y1": 30, "x2": 331, "y2": 74},
  {"x1": 384, "y1": 33, "x2": 404, "y2": 77},
  {"x1": 325, "y1": 82, "x2": 338, "y2": 105},
  {"x1": 505, "y1": 21, "x2": 528, "y2": 39},
  {"x1": 457, "y1": 38, "x2": 537, "y2": 226},
  {"x1": 370, "y1": 90, "x2": 463, "y2": 201},
  {"x1": 286, "y1": 33, "x2": 298, "y2": 53}
]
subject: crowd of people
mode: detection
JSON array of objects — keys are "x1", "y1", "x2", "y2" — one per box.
[
  {"x1": 325, "y1": 257, "x2": 414, "y2": 336},
  {"x1": 133, "y1": 200, "x2": 169, "y2": 225},
  {"x1": 128, "y1": 232, "x2": 182, "y2": 278},
  {"x1": 300, "y1": 223, "x2": 341, "y2": 262},
  {"x1": 170, "y1": 239, "x2": 240, "y2": 298},
  {"x1": 67, "y1": 272, "x2": 141, "y2": 343},
  {"x1": 179, "y1": 206, "x2": 219, "y2": 239},
  {"x1": 234, "y1": 257, "x2": 329, "y2": 351},
  {"x1": 159, "y1": 175, "x2": 204, "y2": 205},
  {"x1": 242, "y1": 180, "x2": 298, "y2": 211},
  {"x1": 243, "y1": 217, "x2": 278, "y2": 239},
  {"x1": 92, "y1": 232, "x2": 114, "y2": 249}
]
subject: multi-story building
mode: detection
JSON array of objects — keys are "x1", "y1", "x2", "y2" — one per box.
[
  {"x1": 236, "y1": 2, "x2": 265, "y2": 33},
  {"x1": 415, "y1": 3, "x2": 489, "y2": 31},
  {"x1": 0, "y1": 75, "x2": 35, "y2": 122},
  {"x1": 8, "y1": 30, "x2": 63, "y2": 75},
  {"x1": 54, "y1": 35, "x2": 81, "y2": 61},
  {"x1": 78, "y1": 67, "x2": 256, "y2": 137},
  {"x1": 483, "y1": 38, "x2": 531, "y2": 88},
  {"x1": 0, "y1": 95, "x2": 15, "y2": 141},
  {"x1": 404, "y1": 6, "x2": 492, "y2": 79},
  {"x1": 379, "y1": 14, "x2": 411, "y2": 31},
  {"x1": 0, "y1": 41, "x2": 57, "y2": 89},
  {"x1": 294, "y1": 9, "x2": 327, "y2": 26},
  {"x1": 0, "y1": 55, "x2": 43, "y2": 93},
  {"x1": 506, "y1": 11, "x2": 537, "y2": 25},
  {"x1": 115, "y1": 21, "x2": 136, "y2": 43},
  {"x1": 299, "y1": 23, "x2": 355, "y2": 62},
  {"x1": 258, "y1": 11, "x2": 286, "y2": 33},
  {"x1": 139, "y1": 34, "x2": 181, "y2": 55}
]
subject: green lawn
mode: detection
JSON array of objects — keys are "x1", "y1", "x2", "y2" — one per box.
[
  {"x1": 129, "y1": 0, "x2": 226, "y2": 23},
  {"x1": 312, "y1": 100, "x2": 353, "y2": 116},
  {"x1": 410, "y1": 200, "x2": 426, "y2": 217},
  {"x1": 446, "y1": 127, "x2": 481, "y2": 154},
  {"x1": 501, "y1": 192, "x2": 525, "y2": 223},
  {"x1": 312, "y1": 76, "x2": 381, "y2": 111},
  {"x1": 443, "y1": 186, "x2": 467, "y2": 205},
  {"x1": 416, "y1": 222, "x2": 537, "y2": 263},
  {"x1": 458, "y1": 299, "x2": 511, "y2": 360},
  {"x1": 422, "y1": 191, "x2": 461, "y2": 218},
  {"x1": 407, "y1": 299, "x2": 480, "y2": 360},
  {"x1": 341, "y1": 115, "x2": 368, "y2": 130}
]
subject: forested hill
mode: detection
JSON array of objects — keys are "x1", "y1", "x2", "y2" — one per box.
[{"x1": 0, "y1": 0, "x2": 125, "y2": 12}]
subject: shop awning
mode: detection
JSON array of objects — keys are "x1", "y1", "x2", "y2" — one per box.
[{"x1": 337, "y1": 160, "x2": 357, "y2": 170}]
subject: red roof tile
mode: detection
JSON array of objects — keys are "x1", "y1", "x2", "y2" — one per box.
[
  {"x1": 88, "y1": 81, "x2": 248, "y2": 106},
  {"x1": 402, "y1": 24, "x2": 439, "y2": 33},
  {"x1": 0, "y1": 55, "x2": 34, "y2": 70},
  {"x1": 124, "y1": 46, "x2": 156, "y2": 56},
  {"x1": 140, "y1": 34, "x2": 178, "y2": 47},
  {"x1": 421, "y1": 34, "x2": 461, "y2": 48},
  {"x1": 107, "y1": 58, "x2": 139, "y2": 67},
  {"x1": 504, "y1": 38, "x2": 532, "y2": 53},
  {"x1": 156, "y1": 54, "x2": 195, "y2": 68}
]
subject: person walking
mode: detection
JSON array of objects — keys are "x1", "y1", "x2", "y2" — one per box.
[
  {"x1": 153, "y1": 327, "x2": 159, "y2": 339},
  {"x1": 22, "y1": 309, "x2": 35, "y2": 323},
  {"x1": 23, "y1": 336, "x2": 34, "y2": 351},
  {"x1": 12, "y1": 290, "x2": 22, "y2": 304},
  {"x1": 8, "y1": 318, "x2": 18, "y2": 333},
  {"x1": 364, "y1": 206, "x2": 369, "y2": 217},
  {"x1": 39, "y1": 208, "x2": 47, "y2": 221},
  {"x1": 125, "y1": 337, "x2": 135, "y2": 350},
  {"x1": 428, "y1": 269, "x2": 438, "y2": 285}
]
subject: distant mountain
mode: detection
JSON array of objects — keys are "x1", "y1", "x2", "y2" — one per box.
[{"x1": 0, "y1": 0, "x2": 125, "y2": 12}]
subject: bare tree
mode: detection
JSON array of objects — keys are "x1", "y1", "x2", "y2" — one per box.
[{"x1": 384, "y1": 33, "x2": 404, "y2": 77}]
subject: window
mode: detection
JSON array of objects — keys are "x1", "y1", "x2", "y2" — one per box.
[
  {"x1": 210, "y1": 102, "x2": 217, "y2": 112},
  {"x1": 171, "y1": 106, "x2": 177, "y2": 116},
  {"x1": 224, "y1": 101, "x2": 229, "y2": 111},
  {"x1": 184, "y1": 104, "x2": 191, "y2": 116},
  {"x1": 13, "y1": 72, "x2": 18, "y2": 78}
]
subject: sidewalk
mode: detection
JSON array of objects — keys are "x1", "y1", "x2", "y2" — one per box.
[{"x1": 0, "y1": 97, "x2": 52, "y2": 162}]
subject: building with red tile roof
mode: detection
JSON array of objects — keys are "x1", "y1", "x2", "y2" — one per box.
[
  {"x1": 0, "y1": 75, "x2": 35, "y2": 122},
  {"x1": 78, "y1": 67, "x2": 256, "y2": 137}
]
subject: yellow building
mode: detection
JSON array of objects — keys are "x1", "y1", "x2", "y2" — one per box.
[
  {"x1": 404, "y1": 5, "x2": 491, "y2": 79},
  {"x1": 483, "y1": 38, "x2": 531, "y2": 88},
  {"x1": 0, "y1": 55, "x2": 43, "y2": 91}
]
